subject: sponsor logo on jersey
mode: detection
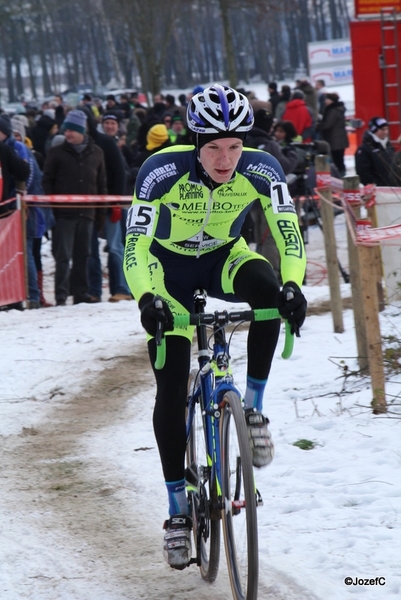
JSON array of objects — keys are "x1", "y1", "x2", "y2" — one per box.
[
  {"x1": 178, "y1": 183, "x2": 204, "y2": 200},
  {"x1": 139, "y1": 162, "x2": 178, "y2": 199},
  {"x1": 216, "y1": 185, "x2": 247, "y2": 197},
  {"x1": 173, "y1": 231, "x2": 225, "y2": 251},
  {"x1": 246, "y1": 162, "x2": 281, "y2": 183},
  {"x1": 277, "y1": 219, "x2": 303, "y2": 258}
]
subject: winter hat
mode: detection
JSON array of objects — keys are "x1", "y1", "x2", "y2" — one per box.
[
  {"x1": 369, "y1": 117, "x2": 388, "y2": 133},
  {"x1": 62, "y1": 109, "x2": 87, "y2": 134},
  {"x1": 253, "y1": 109, "x2": 273, "y2": 134},
  {"x1": 0, "y1": 113, "x2": 12, "y2": 137},
  {"x1": 102, "y1": 111, "x2": 119, "y2": 122},
  {"x1": 146, "y1": 124, "x2": 169, "y2": 150},
  {"x1": 171, "y1": 114, "x2": 184, "y2": 124},
  {"x1": 12, "y1": 114, "x2": 29, "y2": 128},
  {"x1": 325, "y1": 92, "x2": 339, "y2": 103},
  {"x1": 43, "y1": 108, "x2": 56, "y2": 120},
  {"x1": 11, "y1": 117, "x2": 26, "y2": 142},
  {"x1": 292, "y1": 90, "x2": 305, "y2": 100},
  {"x1": 192, "y1": 85, "x2": 204, "y2": 95}
]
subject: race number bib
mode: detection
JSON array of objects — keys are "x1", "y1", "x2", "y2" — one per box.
[
  {"x1": 126, "y1": 203, "x2": 156, "y2": 236},
  {"x1": 270, "y1": 182, "x2": 295, "y2": 214}
]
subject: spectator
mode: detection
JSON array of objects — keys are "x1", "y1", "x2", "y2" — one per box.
[
  {"x1": 267, "y1": 82, "x2": 280, "y2": 117},
  {"x1": 42, "y1": 109, "x2": 107, "y2": 306},
  {"x1": 319, "y1": 92, "x2": 349, "y2": 177},
  {"x1": 11, "y1": 116, "x2": 55, "y2": 308},
  {"x1": 246, "y1": 89, "x2": 272, "y2": 115},
  {"x1": 132, "y1": 124, "x2": 171, "y2": 170},
  {"x1": 314, "y1": 79, "x2": 327, "y2": 116},
  {"x1": 295, "y1": 78, "x2": 319, "y2": 121},
  {"x1": 81, "y1": 94, "x2": 101, "y2": 120},
  {"x1": 30, "y1": 112, "x2": 57, "y2": 160},
  {"x1": 118, "y1": 94, "x2": 132, "y2": 121},
  {"x1": 168, "y1": 114, "x2": 192, "y2": 145},
  {"x1": 53, "y1": 94, "x2": 65, "y2": 128},
  {"x1": 282, "y1": 90, "x2": 314, "y2": 142},
  {"x1": 164, "y1": 94, "x2": 187, "y2": 122},
  {"x1": 275, "y1": 85, "x2": 291, "y2": 122},
  {"x1": 355, "y1": 117, "x2": 396, "y2": 186},
  {"x1": 246, "y1": 110, "x2": 298, "y2": 175},
  {"x1": 105, "y1": 94, "x2": 119, "y2": 111},
  {"x1": 80, "y1": 107, "x2": 132, "y2": 303}
]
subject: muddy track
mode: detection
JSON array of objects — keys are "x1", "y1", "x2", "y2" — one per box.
[{"x1": 2, "y1": 340, "x2": 320, "y2": 599}]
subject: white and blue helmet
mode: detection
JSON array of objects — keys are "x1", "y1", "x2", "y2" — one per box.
[{"x1": 187, "y1": 84, "x2": 254, "y2": 134}]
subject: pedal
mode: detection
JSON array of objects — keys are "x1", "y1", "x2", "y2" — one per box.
[{"x1": 256, "y1": 488, "x2": 264, "y2": 507}]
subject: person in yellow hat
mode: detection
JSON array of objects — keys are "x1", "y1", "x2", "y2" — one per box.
[{"x1": 131, "y1": 124, "x2": 171, "y2": 171}]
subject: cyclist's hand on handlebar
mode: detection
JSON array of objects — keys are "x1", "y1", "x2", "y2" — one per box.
[
  {"x1": 138, "y1": 293, "x2": 174, "y2": 337},
  {"x1": 276, "y1": 281, "x2": 307, "y2": 337}
]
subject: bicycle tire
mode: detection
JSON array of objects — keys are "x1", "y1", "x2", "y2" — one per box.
[
  {"x1": 220, "y1": 391, "x2": 258, "y2": 600},
  {"x1": 186, "y1": 368, "x2": 220, "y2": 583}
]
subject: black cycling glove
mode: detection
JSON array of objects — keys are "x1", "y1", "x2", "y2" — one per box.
[
  {"x1": 276, "y1": 281, "x2": 307, "y2": 337},
  {"x1": 138, "y1": 293, "x2": 174, "y2": 337}
]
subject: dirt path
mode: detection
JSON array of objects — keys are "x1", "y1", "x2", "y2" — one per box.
[{"x1": 2, "y1": 343, "x2": 320, "y2": 599}]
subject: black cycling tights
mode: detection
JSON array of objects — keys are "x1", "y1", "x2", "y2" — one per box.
[{"x1": 148, "y1": 258, "x2": 281, "y2": 483}]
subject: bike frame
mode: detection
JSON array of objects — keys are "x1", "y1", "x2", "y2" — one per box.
[{"x1": 186, "y1": 289, "x2": 243, "y2": 504}]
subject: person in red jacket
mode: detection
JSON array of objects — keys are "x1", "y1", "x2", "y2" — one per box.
[{"x1": 282, "y1": 90, "x2": 315, "y2": 142}]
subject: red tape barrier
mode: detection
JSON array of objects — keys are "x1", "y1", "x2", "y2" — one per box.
[{"x1": 23, "y1": 195, "x2": 133, "y2": 206}]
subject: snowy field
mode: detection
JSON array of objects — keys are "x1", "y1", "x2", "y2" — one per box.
[{"x1": 1, "y1": 220, "x2": 400, "y2": 599}]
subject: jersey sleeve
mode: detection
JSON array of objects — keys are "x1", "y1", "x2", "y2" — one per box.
[
  {"x1": 123, "y1": 195, "x2": 159, "y2": 301},
  {"x1": 248, "y1": 152, "x2": 306, "y2": 287}
]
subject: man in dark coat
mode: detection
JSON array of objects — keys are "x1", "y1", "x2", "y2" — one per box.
[
  {"x1": 355, "y1": 117, "x2": 396, "y2": 186},
  {"x1": 42, "y1": 109, "x2": 107, "y2": 306},
  {"x1": 320, "y1": 92, "x2": 349, "y2": 177}
]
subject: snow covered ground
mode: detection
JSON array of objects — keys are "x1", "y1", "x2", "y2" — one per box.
[{"x1": 1, "y1": 215, "x2": 400, "y2": 599}]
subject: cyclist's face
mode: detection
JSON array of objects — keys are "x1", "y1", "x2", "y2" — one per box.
[{"x1": 199, "y1": 137, "x2": 243, "y2": 183}]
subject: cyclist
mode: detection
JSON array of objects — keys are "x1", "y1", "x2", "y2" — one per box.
[{"x1": 123, "y1": 84, "x2": 307, "y2": 569}]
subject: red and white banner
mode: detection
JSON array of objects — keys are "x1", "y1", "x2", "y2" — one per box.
[
  {"x1": 0, "y1": 209, "x2": 25, "y2": 307},
  {"x1": 356, "y1": 223, "x2": 401, "y2": 245}
]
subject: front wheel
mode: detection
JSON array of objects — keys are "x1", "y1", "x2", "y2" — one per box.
[
  {"x1": 220, "y1": 391, "x2": 258, "y2": 600},
  {"x1": 186, "y1": 368, "x2": 220, "y2": 583}
]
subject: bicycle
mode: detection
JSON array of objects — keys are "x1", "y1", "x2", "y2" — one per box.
[{"x1": 154, "y1": 290, "x2": 294, "y2": 600}]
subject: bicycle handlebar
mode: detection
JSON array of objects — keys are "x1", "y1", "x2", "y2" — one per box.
[{"x1": 154, "y1": 307, "x2": 294, "y2": 370}]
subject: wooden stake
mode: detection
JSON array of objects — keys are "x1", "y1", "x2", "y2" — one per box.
[
  {"x1": 315, "y1": 155, "x2": 344, "y2": 333},
  {"x1": 357, "y1": 243, "x2": 387, "y2": 414},
  {"x1": 343, "y1": 176, "x2": 368, "y2": 372}
]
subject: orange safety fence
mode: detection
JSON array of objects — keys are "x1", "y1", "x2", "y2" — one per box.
[
  {"x1": 0, "y1": 204, "x2": 25, "y2": 307},
  {"x1": 314, "y1": 175, "x2": 401, "y2": 246}
]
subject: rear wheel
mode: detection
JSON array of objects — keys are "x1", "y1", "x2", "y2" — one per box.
[
  {"x1": 220, "y1": 391, "x2": 258, "y2": 600},
  {"x1": 186, "y1": 369, "x2": 220, "y2": 582}
]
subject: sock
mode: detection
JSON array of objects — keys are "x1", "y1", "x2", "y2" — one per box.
[
  {"x1": 166, "y1": 479, "x2": 189, "y2": 516},
  {"x1": 244, "y1": 376, "x2": 267, "y2": 412}
]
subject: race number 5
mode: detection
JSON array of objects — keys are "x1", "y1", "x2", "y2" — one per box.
[{"x1": 126, "y1": 203, "x2": 156, "y2": 235}]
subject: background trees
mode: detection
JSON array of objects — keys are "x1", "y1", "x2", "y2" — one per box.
[{"x1": 0, "y1": 0, "x2": 352, "y2": 103}]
